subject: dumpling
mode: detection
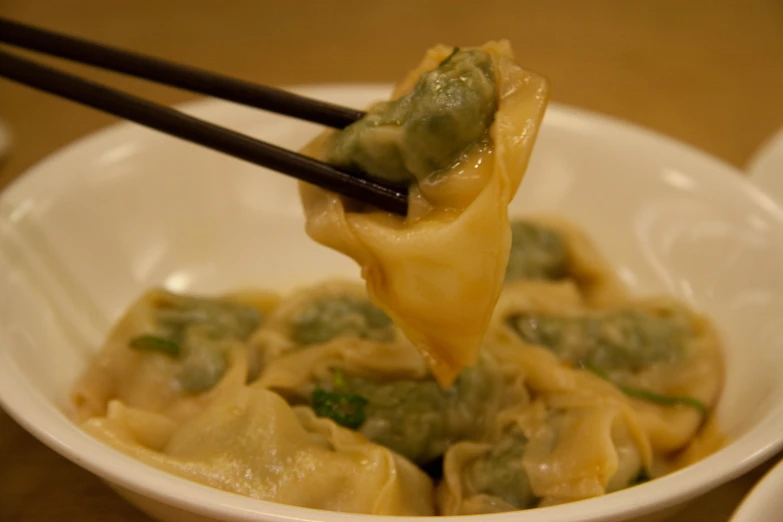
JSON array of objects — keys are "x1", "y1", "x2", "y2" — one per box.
[
  {"x1": 437, "y1": 399, "x2": 648, "y2": 514},
  {"x1": 498, "y1": 286, "x2": 724, "y2": 453},
  {"x1": 437, "y1": 321, "x2": 652, "y2": 514},
  {"x1": 83, "y1": 385, "x2": 434, "y2": 515},
  {"x1": 254, "y1": 334, "x2": 504, "y2": 466},
  {"x1": 299, "y1": 41, "x2": 550, "y2": 386},
  {"x1": 71, "y1": 288, "x2": 274, "y2": 422},
  {"x1": 247, "y1": 280, "x2": 400, "y2": 376},
  {"x1": 504, "y1": 216, "x2": 628, "y2": 306}
]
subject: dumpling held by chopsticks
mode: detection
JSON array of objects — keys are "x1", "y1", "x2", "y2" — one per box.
[{"x1": 299, "y1": 41, "x2": 550, "y2": 386}]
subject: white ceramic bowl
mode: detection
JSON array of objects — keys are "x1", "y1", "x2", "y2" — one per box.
[
  {"x1": 2, "y1": 84, "x2": 783, "y2": 522},
  {"x1": 725, "y1": 128, "x2": 783, "y2": 522},
  {"x1": 746, "y1": 127, "x2": 783, "y2": 207}
]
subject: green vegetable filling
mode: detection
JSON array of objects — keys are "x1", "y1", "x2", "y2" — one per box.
[
  {"x1": 129, "y1": 334, "x2": 181, "y2": 357},
  {"x1": 154, "y1": 294, "x2": 261, "y2": 343},
  {"x1": 505, "y1": 220, "x2": 569, "y2": 282},
  {"x1": 127, "y1": 292, "x2": 262, "y2": 394},
  {"x1": 311, "y1": 387, "x2": 369, "y2": 430},
  {"x1": 506, "y1": 307, "x2": 707, "y2": 414},
  {"x1": 587, "y1": 363, "x2": 708, "y2": 414},
  {"x1": 464, "y1": 431, "x2": 537, "y2": 509},
  {"x1": 628, "y1": 468, "x2": 652, "y2": 487},
  {"x1": 310, "y1": 363, "x2": 497, "y2": 464},
  {"x1": 507, "y1": 308, "x2": 687, "y2": 373},
  {"x1": 289, "y1": 296, "x2": 395, "y2": 345},
  {"x1": 326, "y1": 48, "x2": 497, "y2": 186},
  {"x1": 311, "y1": 369, "x2": 369, "y2": 430}
]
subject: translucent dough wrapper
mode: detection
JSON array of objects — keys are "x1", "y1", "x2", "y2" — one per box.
[{"x1": 84, "y1": 386, "x2": 434, "y2": 515}]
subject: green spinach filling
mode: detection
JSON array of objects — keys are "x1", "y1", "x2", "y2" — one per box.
[
  {"x1": 289, "y1": 295, "x2": 395, "y2": 345},
  {"x1": 310, "y1": 364, "x2": 496, "y2": 465},
  {"x1": 505, "y1": 220, "x2": 569, "y2": 282},
  {"x1": 507, "y1": 309, "x2": 687, "y2": 372},
  {"x1": 507, "y1": 308, "x2": 707, "y2": 413},
  {"x1": 463, "y1": 430, "x2": 537, "y2": 509},
  {"x1": 129, "y1": 293, "x2": 262, "y2": 393},
  {"x1": 326, "y1": 48, "x2": 497, "y2": 186}
]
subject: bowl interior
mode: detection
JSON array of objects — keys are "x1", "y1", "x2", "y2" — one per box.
[{"x1": 2, "y1": 85, "x2": 783, "y2": 521}]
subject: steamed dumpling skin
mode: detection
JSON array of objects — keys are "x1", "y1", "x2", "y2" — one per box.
[
  {"x1": 299, "y1": 41, "x2": 550, "y2": 385},
  {"x1": 84, "y1": 387, "x2": 435, "y2": 515}
]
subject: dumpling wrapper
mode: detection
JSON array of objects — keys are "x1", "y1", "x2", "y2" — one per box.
[
  {"x1": 83, "y1": 387, "x2": 435, "y2": 515},
  {"x1": 437, "y1": 401, "x2": 648, "y2": 514},
  {"x1": 299, "y1": 40, "x2": 550, "y2": 386},
  {"x1": 490, "y1": 284, "x2": 724, "y2": 454},
  {"x1": 70, "y1": 288, "x2": 274, "y2": 423}
]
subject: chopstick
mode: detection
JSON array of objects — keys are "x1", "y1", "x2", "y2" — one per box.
[
  {"x1": 0, "y1": 17, "x2": 366, "y2": 130},
  {"x1": 0, "y1": 49, "x2": 407, "y2": 215},
  {"x1": 0, "y1": 20, "x2": 407, "y2": 215}
]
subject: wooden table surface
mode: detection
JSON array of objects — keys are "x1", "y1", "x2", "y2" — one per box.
[{"x1": 1, "y1": 1, "x2": 783, "y2": 521}]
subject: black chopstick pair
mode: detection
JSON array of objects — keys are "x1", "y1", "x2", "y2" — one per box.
[{"x1": 0, "y1": 18, "x2": 409, "y2": 215}]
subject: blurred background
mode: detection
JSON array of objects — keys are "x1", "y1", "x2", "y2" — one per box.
[
  {"x1": 2, "y1": 0, "x2": 783, "y2": 189},
  {"x1": 1, "y1": 1, "x2": 783, "y2": 520}
]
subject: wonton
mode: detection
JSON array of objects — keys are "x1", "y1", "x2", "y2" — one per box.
[{"x1": 299, "y1": 41, "x2": 550, "y2": 385}]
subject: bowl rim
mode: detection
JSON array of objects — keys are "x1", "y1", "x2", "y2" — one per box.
[{"x1": 2, "y1": 82, "x2": 783, "y2": 522}]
